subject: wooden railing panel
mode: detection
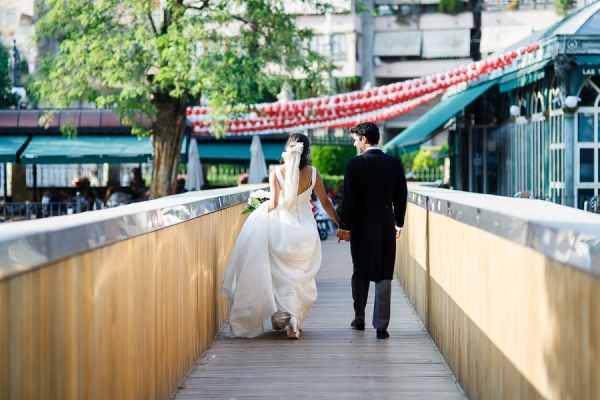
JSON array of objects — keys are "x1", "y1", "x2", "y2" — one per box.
[
  {"x1": 395, "y1": 203, "x2": 429, "y2": 328},
  {"x1": 0, "y1": 281, "x2": 8, "y2": 400},
  {"x1": 396, "y1": 197, "x2": 600, "y2": 400},
  {"x1": 0, "y1": 203, "x2": 247, "y2": 400}
]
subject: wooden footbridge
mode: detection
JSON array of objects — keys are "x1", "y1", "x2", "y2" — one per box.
[
  {"x1": 1, "y1": 185, "x2": 598, "y2": 400},
  {"x1": 172, "y1": 240, "x2": 464, "y2": 399}
]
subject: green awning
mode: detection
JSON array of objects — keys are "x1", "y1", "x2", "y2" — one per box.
[
  {"x1": 577, "y1": 55, "x2": 600, "y2": 66},
  {"x1": 20, "y1": 136, "x2": 185, "y2": 164},
  {"x1": 0, "y1": 136, "x2": 29, "y2": 163},
  {"x1": 383, "y1": 79, "x2": 499, "y2": 151},
  {"x1": 197, "y1": 141, "x2": 286, "y2": 163},
  {"x1": 498, "y1": 60, "x2": 551, "y2": 93}
]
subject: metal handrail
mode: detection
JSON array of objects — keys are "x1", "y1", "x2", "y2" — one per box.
[{"x1": 1, "y1": 199, "x2": 82, "y2": 223}]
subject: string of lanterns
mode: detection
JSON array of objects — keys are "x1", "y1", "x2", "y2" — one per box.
[{"x1": 187, "y1": 42, "x2": 541, "y2": 135}]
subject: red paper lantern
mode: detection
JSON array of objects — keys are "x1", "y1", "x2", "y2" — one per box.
[
  {"x1": 381, "y1": 87, "x2": 388, "y2": 95},
  {"x1": 519, "y1": 47, "x2": 526, "y2": 55},
  {"x1": 533, "y1": 43, "x2": 540, "y2": 50},
  {"x1": 413, "y1": 79, "x2": 420, "y2": 88},
  {"x1": 421, "y1": 77, "x2": 427, "y2": 84},
  {"x1": 186, "y1": 107, "x2": 192, "y2": 116},
  {"x1": 526, "y1": 45, "x2": 532, "y2": 53}
]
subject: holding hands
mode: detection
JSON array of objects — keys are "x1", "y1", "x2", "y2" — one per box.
[{"x1": 336, "y1": 229, "x2": 350, "y2": 243}]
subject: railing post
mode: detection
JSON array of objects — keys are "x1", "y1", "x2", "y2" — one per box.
[{"x1": 76, "y1": 192, "x2": 82, "y2": 214}]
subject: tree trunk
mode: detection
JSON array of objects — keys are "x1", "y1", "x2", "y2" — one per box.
[{"x1": 150, "y1": 92, "x2": 187, "y2": 199}]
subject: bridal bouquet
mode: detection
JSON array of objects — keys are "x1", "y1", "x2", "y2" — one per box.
[{"x1": 242, "y1": 189, "x2": 271, "y2": 214}]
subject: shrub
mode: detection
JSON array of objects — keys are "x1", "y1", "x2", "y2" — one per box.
[
  {"x1": 439, "y1": 0, "x2": 462, "y2": 15},
  {"x1": 311, "y1": 145, "x2": 356, "y2": 175}
]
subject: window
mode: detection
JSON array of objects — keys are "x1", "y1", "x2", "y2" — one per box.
[
  {"x1": 574, "y1": 78, "x2": 600, "y2": 208},
  {"x1": 309, "y1": 34, "x2": 347, "y2": 61},
  {"x1": 580, "y1": 149, "x2": 594, "y2": 183},
  {"x1": 578, "y1": 113, "x2": 595, "y2": 142}
]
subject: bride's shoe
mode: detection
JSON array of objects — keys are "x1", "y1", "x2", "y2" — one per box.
[{"x1": 287, "y1": 316, "x2": 299, "y2": 339}]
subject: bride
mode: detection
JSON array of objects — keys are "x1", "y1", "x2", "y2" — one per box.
[{"x1": 220, "y1": 133, "x2": 341, "y2": 339}]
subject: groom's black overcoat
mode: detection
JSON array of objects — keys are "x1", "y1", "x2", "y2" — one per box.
[{"x1": 340, "y1": 149, "x2": 407, "y2": 282}]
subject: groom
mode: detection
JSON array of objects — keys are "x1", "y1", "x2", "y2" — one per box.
[{"x1": 337, "y1": 122, "x2": 407, "y2": 339}]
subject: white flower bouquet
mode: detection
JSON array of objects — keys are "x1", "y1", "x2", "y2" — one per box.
[{"x1": 242, "y1": 189, "x2": 271, "y2": 214}]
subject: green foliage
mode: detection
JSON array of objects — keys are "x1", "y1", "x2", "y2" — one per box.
[
  {"x1": 438, "y1": 143, "x2": 449, "y2": 158},
  {"x1": 311, "y1": 145, "x2": 356, "y2": 175},
  {"x1": 439, "y1": 0, "x2": 462, "y2": 15},
  {"x1": 399, "y1": 149, "x2": 419, "y2": 169},
  {"x1": 0, "y1": 46, "x2": 20, "y2": 109},
  {"x1": 321, "y1": 173, "x2": 344, "y2": 193},
  {"x1": 413, "y1": 149, "x2": 438, "y2": 170},
  {"x1": 33, "y1": 0, "x2": 336, "y2": 127},
  {"x1": 555, "y1": 0, "x2": 572, "y2": 16}
]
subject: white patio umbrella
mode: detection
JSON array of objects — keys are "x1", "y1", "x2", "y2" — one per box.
[
  {"x1": 248, "y1": 135, "x2": 268, "y2": 184},
  {"x1": 185, "y1": 138, "x2": 204, "y2": 191}
]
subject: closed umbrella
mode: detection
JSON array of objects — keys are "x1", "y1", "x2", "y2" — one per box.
[
  {"x1": 248, "y1": 135, "x2": 268, "y2": 184},
  {"x1": 185, "y1": 138, "x2": 204, "y2": 191}
]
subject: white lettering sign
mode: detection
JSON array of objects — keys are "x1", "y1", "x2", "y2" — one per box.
[{"x1": 582, "y1": 68, "x2": 597, "y2": 76}]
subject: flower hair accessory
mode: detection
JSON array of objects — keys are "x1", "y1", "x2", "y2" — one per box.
[
  {"x1": 281, "y1": 141, "x2": 304, "y2": 213},
  {"x1": 282, "y1": 141, "x2": 304, "y2": 157}
]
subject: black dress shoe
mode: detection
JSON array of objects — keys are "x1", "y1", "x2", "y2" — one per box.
[
  {"x1": 350, "y1": 318, "x2": 365, "y2": 330},
  {"x1": 376, "y1": 329, "x2": 389, "y2": 339}
]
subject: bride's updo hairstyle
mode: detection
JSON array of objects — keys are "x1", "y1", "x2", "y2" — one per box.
[{"x1": 283, "y1": 133, "x2": 311, "y2": 169}]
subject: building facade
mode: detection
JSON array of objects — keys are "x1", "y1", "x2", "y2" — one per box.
[{"x1": 384, "y1": 2, "x2": 600, "y2": 210}]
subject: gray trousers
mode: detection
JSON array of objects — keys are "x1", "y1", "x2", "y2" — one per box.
[{"x1": 351, "y1": 269, "x2": 392, "y2": 330}]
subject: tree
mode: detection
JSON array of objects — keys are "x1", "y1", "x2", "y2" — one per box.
[
  {"x1": 311, "y1": 145, "x2": 356, "y2": 175},
  {"x1": 0, "y1": 46, "x2": 20, "y2": 109},
  {"x1": 34, "y1": 0, "x2": 335, "y2": 198},
  {"x1": 555, "y1": 0, "x2": 572, "y2": 16}
]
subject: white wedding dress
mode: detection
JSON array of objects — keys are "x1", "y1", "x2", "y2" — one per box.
[{"x1": 220, "y1": 166, "x2": 322, "y2": 338}]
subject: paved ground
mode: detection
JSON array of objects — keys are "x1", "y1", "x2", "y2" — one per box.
[{"x1": 172, "y1": 240, "x2": 465, "y2": 399}]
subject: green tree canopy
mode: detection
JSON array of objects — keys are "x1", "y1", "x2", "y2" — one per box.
[
  {"x1": 0, "y1": 46, "x2": 19, "y2": 109},
  {"x1": 34, "y1": 0, "x2": 336, "y2": 197}
]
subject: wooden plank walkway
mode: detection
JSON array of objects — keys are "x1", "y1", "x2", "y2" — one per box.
[{"x1": 172, "y1": 240, "x2": 465, "y2": 399}]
